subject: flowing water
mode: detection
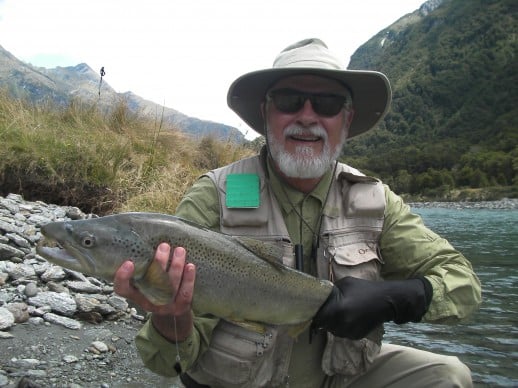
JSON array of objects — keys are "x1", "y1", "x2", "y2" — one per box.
[{"x1": 383, "y1": 204, "x2": 518, "y2": 387}]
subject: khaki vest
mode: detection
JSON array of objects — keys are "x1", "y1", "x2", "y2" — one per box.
[{"x1": 188, "y1": 154, "x2": 386, "y2": 388}]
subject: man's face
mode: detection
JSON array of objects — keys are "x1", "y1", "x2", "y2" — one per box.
[{"x1": 264, "y1": 75, "x2": 354, "y2": 179}]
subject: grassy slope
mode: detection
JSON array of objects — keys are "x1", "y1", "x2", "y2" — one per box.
[{"x1": 0, "y1": 91, "x2": 253, "y2": 214}]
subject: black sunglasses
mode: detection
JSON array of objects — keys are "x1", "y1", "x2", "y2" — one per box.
[{"x1": 266, "y1": 88, "x2": 349, "y2": 117}]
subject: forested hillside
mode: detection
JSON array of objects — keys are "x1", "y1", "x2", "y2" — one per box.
[{"x1": 344, "y1": 0, "x2": 517, "y2": 199}]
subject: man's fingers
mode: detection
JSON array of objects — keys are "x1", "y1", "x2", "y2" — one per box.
[
  {"x1": 113, "y1": 260, "x2": 135, "y2": 296},
  {"x1": 113, "y1": 261, "x2": 157, "y2": 311},
  {"x1": 169, "y1": 247, "x2": 187, "y2": 294},
  {"x1": 113, "y1": 244, "x2": 195, "y2": 316},
  {"x1": 176, "y1": 263, "x2": 196, "y2": 305}
]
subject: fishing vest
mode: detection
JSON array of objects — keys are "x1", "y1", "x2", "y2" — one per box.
[{"x1": 187, "y1": 154, "x2": 386, "y2": 388}]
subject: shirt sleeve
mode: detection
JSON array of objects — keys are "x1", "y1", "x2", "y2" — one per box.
[
  {"x1": 135, "y1": 176, "x2": 222, "y2": 376},
  {"x1": 379, "y1": 186, "x2": 482, "y2": 323}
]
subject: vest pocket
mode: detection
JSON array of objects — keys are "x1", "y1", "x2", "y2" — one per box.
[
  {"x1": 318, "y1": 232, "x2": 383, "y2": 281},
  {"x1": 190, "y1": 320, "x2": 276, "y2": 387},
  {"x1": 321, "y1": 331, "x2": 382, "y2": 376},
  {"x1": 317, "y1": 232, "x2": 384, "y2": 377}
]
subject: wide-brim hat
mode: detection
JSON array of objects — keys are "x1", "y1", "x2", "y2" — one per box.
[{"x1": 227, "y1": 38, "x2": 392, "y2": 139}]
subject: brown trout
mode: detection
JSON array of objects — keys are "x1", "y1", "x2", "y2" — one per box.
[{"x1": 36, "y1": 212, "x2": 333, "y2": 326}]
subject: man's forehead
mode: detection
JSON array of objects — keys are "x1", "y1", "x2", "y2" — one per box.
[{"x1": 271, "y1": 75, "x2": 348, "y2": 93}]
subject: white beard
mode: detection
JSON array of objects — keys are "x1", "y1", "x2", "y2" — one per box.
[{"x1": 267, "y1": 124, "x2": 346, "y2": 179}]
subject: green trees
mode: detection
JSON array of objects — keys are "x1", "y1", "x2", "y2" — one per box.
[{"x1": 343, "y1": 0, "x2": 517, "y2": 199}]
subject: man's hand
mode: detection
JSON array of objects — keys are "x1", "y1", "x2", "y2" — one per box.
[
  {"x1": 311, "y1": 276, "x2": 432, "y2": 340},
  {"x1": 114, "y1": 243, "x2": 196, "y2": 342}
]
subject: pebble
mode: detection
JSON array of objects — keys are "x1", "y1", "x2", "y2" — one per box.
[
  {"x1": 91, "y1": 340, "x2": 109, "y2": 353},
  {"x1": 0, "y1": 194, "x2": 136, "y2": 334},
  {"x1": 62, "y1": 355, "x2": 79, "y2": 364},
  {"x1": 0, "y1": 307, "x2": 15, "y2": 330}
]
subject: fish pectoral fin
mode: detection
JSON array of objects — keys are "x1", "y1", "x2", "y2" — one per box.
[
  {"x1": 233, "y1": 236, "x2": 286, "y2": 269},
  {"x1": 134, "y1": 259, "x2": 173, "y2": 306}
]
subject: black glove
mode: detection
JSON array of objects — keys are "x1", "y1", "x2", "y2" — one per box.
[{"x1": 311, "y1": 276, "x2": 433, "y2": 340}]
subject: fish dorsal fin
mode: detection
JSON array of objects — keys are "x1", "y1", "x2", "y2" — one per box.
[{"x1": 233, "y1": 236, "x2": 286, "y2": 269}]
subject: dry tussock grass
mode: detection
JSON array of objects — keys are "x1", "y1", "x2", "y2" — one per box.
[{"x1": 0, "y1": 90, "x2": 255, "y2": 214}]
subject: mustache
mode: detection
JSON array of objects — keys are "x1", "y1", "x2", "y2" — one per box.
[{"x1": 283, "y1": 125, "x2": 328, "y2": 141}]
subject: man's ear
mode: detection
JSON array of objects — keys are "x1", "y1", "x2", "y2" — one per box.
[
  {"x1": 345, "y1": 108, "x2": 355, "y2": 128},
  {"x1": 261, "y1": 101, "x2": 266, "y2": 119}
]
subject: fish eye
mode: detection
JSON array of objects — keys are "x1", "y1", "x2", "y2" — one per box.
[{"x1": 80, "y1": 232, "x2": 96, "y2": 248}]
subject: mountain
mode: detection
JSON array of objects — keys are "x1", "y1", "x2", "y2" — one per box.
[
  {"x1": 343, "y1": 0, "x2": 517, "y2": 198},
  {"x1": 0, "y1": 45, "x2": 244, "y2": 142}
]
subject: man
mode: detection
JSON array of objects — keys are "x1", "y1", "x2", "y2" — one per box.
[{"x1": 114, "y1": 39, "x2": 481, "y2": 387}]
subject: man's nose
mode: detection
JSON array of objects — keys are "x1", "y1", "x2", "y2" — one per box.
[{"x1": 296, "y1": 99, "x2": 319, "y2": 125}]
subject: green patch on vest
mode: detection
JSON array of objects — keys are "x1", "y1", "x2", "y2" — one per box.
[{"x1": 226, "y1": 174, "x2": 260, "y2": 208}]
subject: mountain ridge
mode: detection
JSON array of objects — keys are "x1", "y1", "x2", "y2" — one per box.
[
  {"x1": 0, "y1": 45, "x2": 244, "y2": 142},
  {"x1": 344, "y1": 0, "x2": 517, "y2": 197}
]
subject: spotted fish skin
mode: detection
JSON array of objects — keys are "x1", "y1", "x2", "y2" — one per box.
[{"x1": 37, "y1": 212, "x2": 333, "y2": 325}]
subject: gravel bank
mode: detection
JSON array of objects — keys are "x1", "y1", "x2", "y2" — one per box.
[{"x1": 0, "y1": 194, "x2": 181, "y2": 387}]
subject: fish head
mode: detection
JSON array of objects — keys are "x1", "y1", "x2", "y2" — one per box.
[{"x1": 37, "y1": 215, "x2": 154, "y2": 282}]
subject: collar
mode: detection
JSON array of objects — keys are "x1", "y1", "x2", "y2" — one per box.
[{"x1": 265, "y1": 157, "x2": 335, "y2": 215}]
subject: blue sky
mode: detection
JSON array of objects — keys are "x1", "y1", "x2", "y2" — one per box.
[{"x1": 0, "y1": 0, "x2": 425, "y2": 138}]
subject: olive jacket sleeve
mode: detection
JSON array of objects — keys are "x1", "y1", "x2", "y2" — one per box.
[{"x1": 380, "y1": 186, "x2": 482, "y2": 322}]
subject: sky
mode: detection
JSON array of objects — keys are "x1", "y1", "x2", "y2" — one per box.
[{"x1": 0, "y1": 0, "x2": 425, "y2": 139}]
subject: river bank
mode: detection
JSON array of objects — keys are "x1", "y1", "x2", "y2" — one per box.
[
  {"x1": 409, "y1": 197, "x2": 518, "y2": 209},
  {"x1": 0, "y1": 194, "x2": 180, "y2": 387}
]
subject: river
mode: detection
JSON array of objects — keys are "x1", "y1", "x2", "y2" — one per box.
[{"x1": 383, "y1": 204, "x2": 518, "y2": 387}]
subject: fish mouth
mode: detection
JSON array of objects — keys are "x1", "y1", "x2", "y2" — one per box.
[{"x1": 36, "y1": 236, "x2": 96, "y2": 274}]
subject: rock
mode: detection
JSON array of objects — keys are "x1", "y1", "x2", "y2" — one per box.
[
  {"x1": 91, "y1": 340, "x2": 109, "y2": 353},
  {"x1": 0, "y1": 307, "x2": 15, "y2": 330},
  {"x1": 28, "y1": 317, "x2": 44, "y2": 325},
  {"x1": 5, "y1": 302, "x2": 30, "y2": 323},
  {"x1": 24, "y1": 282, "x2": 39, "y2": 297},
  {"x1": 66, "y1": 280, "x2": 103, "y2": 294},
  {"x1": 0, "y1": 330, "x2": 14, "y2": 338},
  {"x1": 42, "y1": 313, "x2": 82, "y2": 330},
  {"x1": 4, "y1": 262, "x2": 37, "y2": 280},
  {"x1": 75, "y1": 295, "x2": 101, "y2": 313},
  {"x1": 66, "y1": 207, "x2": 86, "y2": 220},
  {"x1": 64, "y1": 269, "x2": 89, "y2": 282},
  {"x1": 46, "y1": 281, "x2": 69, "y2": 293},
  {"x1": 5, "y1": 233, "x2": 31, "y2": 249},
  {"x1": 28, "y1": 292, "x2": 77, "y2": 317},
  {"x1": 0, "y1": 243, "x2": 25, "y2": 260},
  {"x1": 0, "y1": 218, "x2": 20, "y2": 234},
  {"x1": 62, "y1": 355, "x2": 79, "y2": 364},
  {"x1": 11, "y1": 358, "x2": 41, "y2": 369},
  {"x1": 0, "y1": 290, "x2": 13, "y2": 305},
  {"x1": 75, "y1": 311, "x2": 104, "y2": 324},
  {"x1": 108, "y1": 295, "x2": 129, "y2": 311},
  {"x1": 0, "y1": 272, "x2": 8, "y2": 286},
  {"x1": 40, "y1": 266, "x2": 66, "y2": 282},
  {"x1": 26, "y1": 215, "x2": 52, "y2": 227}
]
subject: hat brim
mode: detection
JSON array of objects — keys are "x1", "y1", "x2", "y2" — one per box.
[{"x1": 227, "y1": 68, "x2": 391, "y2": 138}]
